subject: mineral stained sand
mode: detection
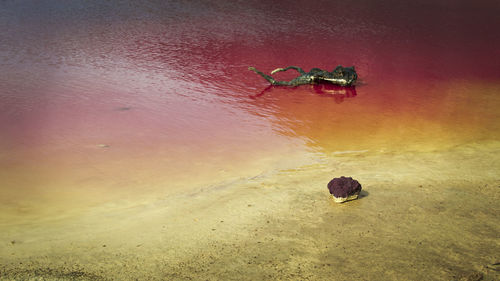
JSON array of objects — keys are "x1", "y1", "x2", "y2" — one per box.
[{"x1": 1, "y1": 0, "x2": 500, "y2": 280}]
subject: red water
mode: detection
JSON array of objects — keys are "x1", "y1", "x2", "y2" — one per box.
[{"x1": 1, "y1": 0, "x2": 499, "y2": 220}]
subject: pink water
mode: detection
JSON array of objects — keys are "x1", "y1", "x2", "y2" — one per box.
[{"x1": 1, "y1": 0, "x2": 499, "y2": 220}]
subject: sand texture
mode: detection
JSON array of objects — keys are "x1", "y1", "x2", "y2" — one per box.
[{"x1": 1, "y1": 142, "x2": 499, "y2": 281}]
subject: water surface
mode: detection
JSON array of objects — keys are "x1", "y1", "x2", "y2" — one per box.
[{"x1": 1, "y1": 0, "x2": 499, "y2": 221}]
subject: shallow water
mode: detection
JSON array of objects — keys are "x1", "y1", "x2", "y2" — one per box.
[
  {"x1": 1, "y1": 0, "x2": 499, "y2": 280},
  {"x1": 1, "y1": 0, "x2": 499, "y2": 220}
]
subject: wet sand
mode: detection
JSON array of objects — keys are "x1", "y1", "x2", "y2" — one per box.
[{"x1": 1, "y1": 141, "x2": 499, "y2": 280}]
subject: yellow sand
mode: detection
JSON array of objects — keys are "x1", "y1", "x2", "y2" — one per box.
[{"x1": 1, "y1": 141, "x2": 499, "y2": 280}]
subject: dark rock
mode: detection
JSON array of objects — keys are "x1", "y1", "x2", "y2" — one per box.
[{"x1": 327, "y1": 176, "x2": 362, "y2": 203}]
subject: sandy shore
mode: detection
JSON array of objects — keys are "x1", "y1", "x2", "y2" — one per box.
[{"x1": 1, "y1": 141, "x2": 499, "y2": 280}]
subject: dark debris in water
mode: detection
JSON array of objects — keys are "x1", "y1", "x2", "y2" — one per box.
[{"x1": 115, "y1": 107, "x2": 132, "y2": 111}]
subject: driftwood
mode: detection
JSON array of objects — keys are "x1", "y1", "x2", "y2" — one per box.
[{"x1": 249, "y1": 65, "x2": 357, "y2": 86}]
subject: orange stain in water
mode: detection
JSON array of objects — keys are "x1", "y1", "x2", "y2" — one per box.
[{"x1": 246, "y1": 80, "x2": 499, "y2": 155}]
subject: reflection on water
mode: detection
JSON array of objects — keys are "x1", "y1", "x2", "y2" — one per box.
[
  {"x1": 251, "y1": 84, "x2": 357, "y2": 104},
  {"x1": 1, "y1": 0, "x2": 499, "y2": 222}
]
